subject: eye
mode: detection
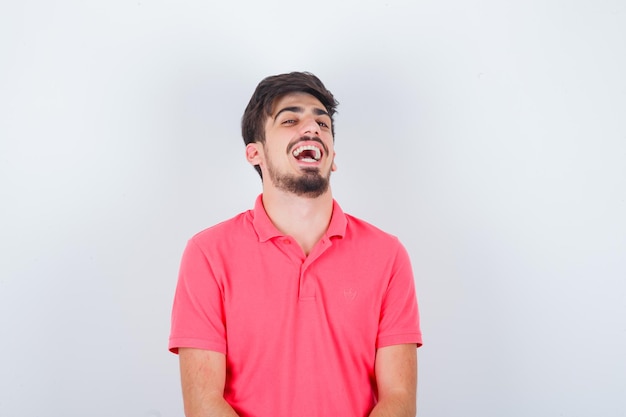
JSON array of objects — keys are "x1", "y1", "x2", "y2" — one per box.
[
  {"x1": 317, "y1": 121, "x2": 330, "y2": 128},
  {"x1": 282, "y1": 119, "x2": 297, "y2": 125}
]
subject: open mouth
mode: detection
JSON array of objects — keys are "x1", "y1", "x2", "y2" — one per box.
[{"x1": 292, "y1": 144, "x2": 322, "y2": 163}]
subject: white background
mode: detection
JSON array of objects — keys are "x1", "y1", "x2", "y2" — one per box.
[{"x1": 1, "y1": 1, "x2": 625, "y2": 416}]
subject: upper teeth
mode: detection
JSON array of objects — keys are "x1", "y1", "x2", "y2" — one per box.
[{"x1": 292, "y1": 145, "x2": 321, "y2": 161}]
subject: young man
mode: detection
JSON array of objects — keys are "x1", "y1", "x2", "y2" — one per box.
[{"x1": 169, "y1": 72, "x2": 422, "y2": 416}]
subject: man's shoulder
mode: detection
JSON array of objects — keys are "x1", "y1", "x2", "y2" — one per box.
[
  {"x1": 189, "y1": 210, "x2": 253, "y2": 247},
  {"x1": 343, "y1": 212, "x2": 401, "y2": 246}
]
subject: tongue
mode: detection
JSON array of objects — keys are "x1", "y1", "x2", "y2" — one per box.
[{"x1": 297, "y1": 149, "x2": 317, "y2": 161}]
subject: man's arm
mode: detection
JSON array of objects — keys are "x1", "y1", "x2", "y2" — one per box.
[
  {"x1": 369, "y1": 343, "x2": 418, "y2": 417},
  {"x1": 179, "y1": 348, "x2": 239, "y2": 417}
]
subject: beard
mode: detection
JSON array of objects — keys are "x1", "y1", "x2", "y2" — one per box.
[{"x1": 266, "y1": 159, "x2": 331, "y2": 198}]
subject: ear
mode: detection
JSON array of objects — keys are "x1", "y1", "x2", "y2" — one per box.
[
  {"x1": 246, "y1": 143, "x2": 263, "y2": 166},
  {"x1": 331, "y1": 151, "x2": 337, "y2": 172}
]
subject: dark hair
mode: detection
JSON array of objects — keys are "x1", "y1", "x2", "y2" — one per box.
[{"x1": 241, "y1": 71, "x2": 339, "y2": 177}]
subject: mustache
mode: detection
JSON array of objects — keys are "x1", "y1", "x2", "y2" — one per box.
[{"x1": 287, "y1": 136, "x2": 329, "y2": 155}]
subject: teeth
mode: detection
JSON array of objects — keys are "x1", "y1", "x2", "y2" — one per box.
[{"x1": 292, "y1": 145, "x2": 321, "y2": 161}]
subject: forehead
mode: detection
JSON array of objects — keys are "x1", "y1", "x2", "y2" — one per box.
[{"x1": 270, "y1": 92, "x2": 327, "y2": 115}]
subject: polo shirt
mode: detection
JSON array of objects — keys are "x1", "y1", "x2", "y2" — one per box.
[{"x1": 169, "y1": 195, "x2": 422, "y2": 417}]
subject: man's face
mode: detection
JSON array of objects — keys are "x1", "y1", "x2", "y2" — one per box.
[{"x1": 246, "y1": 92, "x2": 337, "y2": 197}]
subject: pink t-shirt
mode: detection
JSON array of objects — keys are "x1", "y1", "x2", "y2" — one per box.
[{"x1": 170, "y1": 195, "x2": 422, "y2": 417}]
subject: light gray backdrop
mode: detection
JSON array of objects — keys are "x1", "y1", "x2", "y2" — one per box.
[{"x1": 1, "y1": 1, "x2": 625, "y2": 416}]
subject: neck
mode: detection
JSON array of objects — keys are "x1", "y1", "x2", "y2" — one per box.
[{"x1": 262, "y1": 187, "x2": 334, "y2": 255}]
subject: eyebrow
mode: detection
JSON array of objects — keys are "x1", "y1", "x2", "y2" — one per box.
[{"x1": 274, "y1": 106, "x2": 330, "y2": 120}]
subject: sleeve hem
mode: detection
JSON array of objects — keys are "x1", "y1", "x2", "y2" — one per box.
[
  {"x1": 168, "y1": 337, "x2": 227, "y2": 355},
  {"x1": 377, "y1": 332, "x2": 423, "y2": 349}
]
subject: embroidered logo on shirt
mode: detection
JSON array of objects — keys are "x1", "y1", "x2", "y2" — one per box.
[{"x1": 343, "y1": 288, "x2": 357, "y2": 301}]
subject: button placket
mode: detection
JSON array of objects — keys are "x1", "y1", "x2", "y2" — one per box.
[
  {"x1": 298, "y1": 262, "x2": 316, "y2": 300},
  {"x1": 297, "y1": 237, "x2": 333, "y2": 301}
]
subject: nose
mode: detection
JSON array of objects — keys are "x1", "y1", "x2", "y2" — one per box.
[{"x1": 301, "y1": 117, "x2": 320, "y2": 136}]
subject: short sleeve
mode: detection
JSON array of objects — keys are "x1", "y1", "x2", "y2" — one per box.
[
  {"x1": 169, "y1": 238, "x2": 227, "y2": 354},
  {"x1": 376, "y1": 241, "x2": 422, "y2": 348}
]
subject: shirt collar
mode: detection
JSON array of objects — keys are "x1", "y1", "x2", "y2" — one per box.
[
  {"x1": 251, "y1": 194, "x2": 347, "y2": 242},
  {"x1": 326, "y1": 199, "x2": 347, "y2": 240},
  {"x1": 252, "y1": 195, "x2": 282, "y2": 242}
]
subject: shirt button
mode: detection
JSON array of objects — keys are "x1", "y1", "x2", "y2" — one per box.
[{"x1": 283, "y1": 239, "x2": 291, "y2": 244}]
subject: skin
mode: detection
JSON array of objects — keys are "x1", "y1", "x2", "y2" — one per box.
[
  {"x1": 179, "y1": 349, "x2": 238, "y2": 417},
  {"x1": 179, "y1": 92, "x2": 418, "y2": 416},
  {"x1": 245, "y1": 92, "x2": 337, "y2": 255}
]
